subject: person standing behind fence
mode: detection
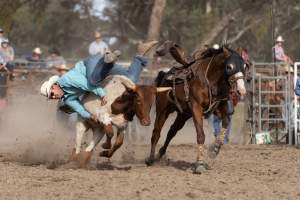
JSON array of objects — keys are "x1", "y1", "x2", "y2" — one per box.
[
  {"x1": 88, "y1": 31, "x2": 109, "y2": 56},
  {"x1": 46, "y1": 48, "x2": 66, "y2": 69},
  {"x1": 0, "y1": 57, "x2": 9, "y2": 111},
  {"x1": 26, "y1": 47, "x2": 43, "y2": 68},
  {"x1": 273, "y1": 36, "x2": 293, "y2": 65},
  {"x1": 0, "y1": 28, "x2": 5, "y2": 45},
  {"x1": 0, "y1": 38, "x2": 15, "y2": 80}
]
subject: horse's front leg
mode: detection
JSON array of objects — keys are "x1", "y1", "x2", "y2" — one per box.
[
  {"x1": 79, "y1": 127, "x2": 105, "y2": 168},
  {"x1": 145, "y1": 109, "x2": 170, "y2": 166},
  {"x1": 158, "y1": 113, "x2": 190, "y2": 158},
  {"x1": 100, "y1": 128, "x2": 125, "y2": 158},
  {"x1": 191, "y1": 102, "x2": 209, "y2": 174}
]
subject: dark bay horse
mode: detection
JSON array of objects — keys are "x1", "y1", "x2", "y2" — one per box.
[{"x1": 146, "y1": 43, "x2": 246, "y2": 173}]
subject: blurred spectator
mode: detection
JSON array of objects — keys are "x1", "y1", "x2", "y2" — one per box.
[
  {"x1": 88, "y1": 31, "x2": 109, "y2": 56},
  {"x1": 0, "y1": 28, "x2": 5, "y2": 45},
  {"x1": 26, "y1": 47, "x2": 43, "y2": 68},
  {"x1": 46, "y1": 48, "x2": 66, "y2": 69},
  {"x1": 55, "y1": 65, "x2": 69, "y2": 76},
  {"x1": 0, "y1": 38, "x2": 15, "y2": 79},
  {"x1": 273, "y1": 35, "x2": 293, "y2": 65},
  {"x1": 0, "y1": 57, "x2": 9, "y2": 110}
]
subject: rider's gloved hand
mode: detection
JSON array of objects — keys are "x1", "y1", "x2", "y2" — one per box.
[
  {"x1": 100, "y1": 96, "x2": 107, "y2": 106},
  {"x1": 88, "y1": 114, "x2": 99, "y2": 124}
]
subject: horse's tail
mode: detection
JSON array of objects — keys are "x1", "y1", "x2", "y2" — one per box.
[{"x1": 155, "y1": 71, "x2": 166, "y2": 86}]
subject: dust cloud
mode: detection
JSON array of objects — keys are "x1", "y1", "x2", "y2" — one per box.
[{"x1": 0, "y1": 90, "x2": 75, "y2": 165}]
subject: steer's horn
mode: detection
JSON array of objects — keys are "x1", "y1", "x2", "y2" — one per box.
[
  {"x1": 113, "y1": 75, "x2": 136, "y2": 90},
  {"x1": 156, "y1": 87, "x2": 172, "y2": 93}
]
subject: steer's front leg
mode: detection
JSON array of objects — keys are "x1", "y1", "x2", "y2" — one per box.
[
  {"x1": 69, "y1": 119, "x2": 88, "y2": 162},
  {"x1": 100, "y1": 128, "x2": 125, "y2": 158}
]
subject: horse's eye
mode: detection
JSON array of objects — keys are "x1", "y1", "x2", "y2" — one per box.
[{"x1": 227, "y1": 64, "x2": 234, "y2": 71}]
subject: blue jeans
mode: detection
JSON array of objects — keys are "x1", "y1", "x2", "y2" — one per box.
[
  {"x1": 109, "y1": 56, "x2": 147, "y2": 83},
  {"x1": 85, "y1": 55, "x2": 148, "y2": 86}
]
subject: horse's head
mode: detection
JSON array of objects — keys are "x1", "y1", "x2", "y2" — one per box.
[{"x1": 223, "y1": 47, "x2": 247, "y2": 96}]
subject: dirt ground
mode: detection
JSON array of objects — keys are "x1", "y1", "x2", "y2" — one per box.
[
  {"x1": 1, "y1": 144, "x2": 300, "y2": 200},
  {"x1": 1, "y1": 76, "x2": 300, "y2": 200}
]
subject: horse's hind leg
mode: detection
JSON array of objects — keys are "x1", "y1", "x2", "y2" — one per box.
[
  {"x1": 158, "y1": 113, "x2": 190, "y2": 158},
  {"x1": 146, "y1": 108, "x2": 171, "y2": 166}
]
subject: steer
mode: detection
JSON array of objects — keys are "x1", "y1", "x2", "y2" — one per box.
[{"x1": 69, "y1": 75, "x2": 171, "y2": 167}]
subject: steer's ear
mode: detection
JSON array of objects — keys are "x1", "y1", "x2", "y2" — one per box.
[{"x1": 156, "y1": 87, "x2": 172, "y2": 93}]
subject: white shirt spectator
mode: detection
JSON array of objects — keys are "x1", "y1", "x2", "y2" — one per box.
[{"x1": 88, "y1": 40, "x2": 108, "y2": 56}]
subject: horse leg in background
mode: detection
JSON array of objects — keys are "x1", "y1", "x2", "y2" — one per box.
[
  {"x1": 191, "y1": 101, "x2": 209, "y2": 174},
  {"x1": 79, "y1": 127, "x2": 105, "y2": 168},
  {"x1": 158, "y1": 113, "x2": 190, "y2": 158},
  {"x1": 208, "y1": 101, "x2": 230, "y2": 158},
  {"x1": 100, "y1": 128, "x2": 125, "y2": 158},
  {"x1": 145, "y1": 107, "x2": 171, "y2": 166},
  {"x1": 69, "y1": 119, "x2": 89, "y2": 162}
]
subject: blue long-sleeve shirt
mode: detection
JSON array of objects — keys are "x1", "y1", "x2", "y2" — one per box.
[
  {"x1": 57, "y1": 61, "x2": 105, "y2": 119},
  {"x1": 295, "y1": 77, "x2": 300, "y2": 96}
]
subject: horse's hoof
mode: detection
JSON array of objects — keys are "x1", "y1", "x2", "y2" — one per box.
[
  {"x1": 208, "y1": 143, "x2": 221, "y2": 159},
  {"x1": 79, "y1": 151, "x2": 93, "y2": 168},
  {"x1": 192, "y1": 161, "x2": 209, "y2": 174},
  {"x1": 101, "y1": 142, "x2": 112, "y2": 150},
  {"x1": 145, "y1": 157, "x2": 155, "y2": 166},
  {"x1": 158, "y1": 148, "x2": 166, "y2": 158},
  {"x1": 99, "y1": 150, "x2": 112, "y2": 158}
]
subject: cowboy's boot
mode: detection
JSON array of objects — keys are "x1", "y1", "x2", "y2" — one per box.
[
  {"x1": 104, "y1": 50, "x2": 121, "y2": 63},
  {"x1": 137, "y1": 40, "x2": 159, "y2": 56}
]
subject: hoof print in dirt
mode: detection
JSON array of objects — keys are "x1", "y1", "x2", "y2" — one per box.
[
  {"x1": 192, "y1": 161, "x2": 209, "y2": 174},
  {"x1": 208, "y1": 144, "x2": 221, "y2": 159}
]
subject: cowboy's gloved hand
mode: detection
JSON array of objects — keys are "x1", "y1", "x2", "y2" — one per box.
[
  {"x1": 89, "y1": 114, "x2": 99, "y2": 124},
  {"x1": 101, "y1": 96, "x2": 107, "y2": 106}
]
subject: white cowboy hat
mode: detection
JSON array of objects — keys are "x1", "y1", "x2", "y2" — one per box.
[
  {"x1": 33, "y1": 47, "x2": 42, "y2": 55},
  {"x1": 276, "y1": 36, "x2": 284, "y2": 42},
  {"x1": 40, "y1": 75, "x2": 60, "y2": 98}
]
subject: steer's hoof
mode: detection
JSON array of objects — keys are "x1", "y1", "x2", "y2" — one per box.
[
  {"x1": 79, "y1": 151, "x2": 93, "y2": 168},
  {"x1": 69, "y1": 148, "x2": 79, "y2": 162},
  {"x1": 145, "y1": 157, "x2": 155, "y2": 166},
  {"x1": 99, "y1": 150, "x2": 111, "y2": 158},
  {"x1": 208, "y1": 143, "x2": 221, "y2": 159},
  {"x1": 192, "y1": 161, "x2": 209, "y2": 174}
]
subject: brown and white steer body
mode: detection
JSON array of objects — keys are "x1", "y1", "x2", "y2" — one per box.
[{"x1": 71, "y1": 75, "x2": 170, "y2": 167}]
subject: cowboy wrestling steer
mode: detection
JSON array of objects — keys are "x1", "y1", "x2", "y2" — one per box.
[{"x1": 71, "y1": 75, "x2": 171, "y2": 167}]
